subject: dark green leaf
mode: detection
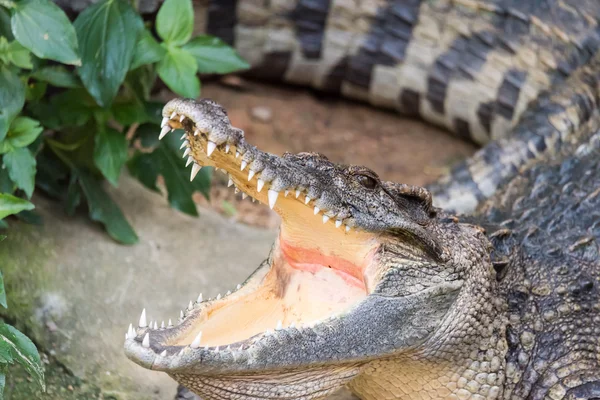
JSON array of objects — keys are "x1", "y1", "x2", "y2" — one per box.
[
  {"x1": 110, "y1": 95, "x2": 147, "y2": 126},
  {"x1": 0, "y1": 8, "x2": 14, "y2": 40},
  {"x1": 0, "y1": 221, "x2": 8, "y2": 230},
  {"x1": 25, "y1": 80, "x2": 47, "y2": 102},
  {"x1": 144, "y1": 101, "x2": 164, "y2": 125},
  {"x1": 134, "y1": 123, "x2": 160, "y2": 147},
  {"x1": 31, "y1": 66, "x2": 80, "y2": 88},
  {"x1": 51, "y1": 89, "x2": 95, "y2": 127},
  {"x1": 0, "y1": 373, "x2": 5, "y2": 398},
  {"x1": 156, "y1": 46, "x2": 199, "y2": 98},
  {"x1": 125, "y1": 66, "x2": 156, "y2": 101},
  {"x1": 5, "y1": 40, "x2": 32, "y2": 69},
  {"x1": 77, "y1": 169, "x2": 138, "y2": 244},
  {"x1": 0, "y1": 271, "x2": 6, "y2": 308},
  {"x1": 93, "y1": 127, "x2": 128, "y2": 186},
  {"x1": 0, "y1": 168, "x2": 13, "y2": 193},
  {"x1": 33, "y1": 149, "x2": 68, "y2": 198},
  {"x1": 6, "y1": 117, "x2": 43, "y2": 148},
  {"x1": 11, "y1": 0, "x2": 80, "y2": 65},
  {"x1": 127, "y1": 151, "x2": 160, "y2": 192},
  {"x1": 0, "y1": 193, "x2": 34, "y2": 220},
  {"x1": 74, "y1": 0, "x2": 143, "y2": 107},
  {"x1": 3, "y1": 148, "x2": 36, "y2": 198},
  {"x1": 130, "y1": 29, "x2": 166, "y2": 70},
  {"x1": 183, "y1": 35, "x2": 250, "y2": 74},
  {"x1": 65, "y1": 174, "x2": 81, "y2": 216},
  {"x1": 0, "y1": 322, "x2": 45, "y2": 390},
  {"x1": 156, "y1": 0, "x2": 193, "y2": 46},
  {"x1": 15, "y1": 209, "x2": 42, "y2": 224},
  {"x1": 0, "y1": 64, "x2": 25, "y2": 141}
]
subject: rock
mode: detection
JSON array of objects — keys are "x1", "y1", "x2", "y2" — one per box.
[{"x1": 0, "y1": 174, "x2": 275, "y2": 399}]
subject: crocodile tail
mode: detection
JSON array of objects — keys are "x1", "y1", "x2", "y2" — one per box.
[{"x1": 429, "y1": 50, "x2": 600, "y2": 213}]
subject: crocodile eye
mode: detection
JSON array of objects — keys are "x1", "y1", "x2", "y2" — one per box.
[{"x1": 356, "y1": 174, "x2": 378, "y2": 190}]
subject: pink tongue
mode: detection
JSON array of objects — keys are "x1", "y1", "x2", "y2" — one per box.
[{"x1": 279, "y1": 240, "x2": 366, "y2": 290}]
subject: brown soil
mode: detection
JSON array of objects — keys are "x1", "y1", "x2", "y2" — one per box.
[{"x1": 190, "y1": 78, "x2": 476, "y2": 229}]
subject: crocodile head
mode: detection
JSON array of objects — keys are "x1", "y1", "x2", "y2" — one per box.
[{"x1": 124, "y1": 99, "x2": 499, "y2": 399}]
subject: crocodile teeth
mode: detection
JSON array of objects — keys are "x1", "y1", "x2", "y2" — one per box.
[
  {"x1": 204, "y1": 345, "x2": 209, "y2": 351},
  {"x1": 234, "y1": 187, "x2": 239, "y2": 194},
  {"x1": 225, "y1": 144, "x2": 230, "y2": 153},
  {"x1": 227, "y1": 179, "x2": 234, "y2": 187},
  {"x1": 206, "y1": 141, "x2": 217, "y2": 157},
  {"x1": 160, "y1": 350, "x2": 167, "y2": 357},
  {"x1": 265, "y1": 329, "x2": 272, "y2": 336},
  {"x1": 236, "y1": 284, "x2": 241, "y2": 290},
  {"x1": 188, "y1": 300, "x2": 193, "y2": 310},
  {"x1": 139, "y1": 309, "x2": 147, "y2": 328},
  {"x1": 153, "y1": 321, "x2": 158, "y2": 330},
  {"x1": 168, "y1": 319, "x2": 173, "y2": 328},
  {"x1": 194, "y1": 129, "x2": 200, "y2": 136},
  {"x1": 214, "y1": 346, "x2": 219, "y2": 352},
  {"x1": 268, "y1": 190, "x2": 279, "y2": 209},
  {"x1": 240, "y1": 160, "x2": 248, "y2": 171},
  {"x1": 322, "y1": 215, "x2": 330, "y2": 223},
  {"x1": 313, "y1": 206, "x2": 320, "y2": 215},
  {"x1": 142, "y1": 333, "x2": 150, "y2": 348},
  {"x1": 127, "y1": 323, "x2": 135, "y2": 339},
  {"x1": 335, "y1": 220, "x2": 342, "y2": 228},
  {"x1": 275, "y1": 320, "x2": 283, "y2": 330},
  {"x1": 186, "y1": 156, "x2": 194, "y2": 167},
  {"x1": 295, "y1": 190, "x2": 301, "y2": 198},
  {"x1": 161, "y1": 117, "x2": 169, "y2": 128},
  {"x1": 180, "y1": 310, "x2": 184, "y2": 319},
  {"x1": 190, "y1": 164, "x2": 201, "y2": 181},
  {"x1": 248, "y1": 170, "x2": 255, "y2": 181},
  {"x1": 159, "y1": 126, "x2": 171, "y2": 140},
  {"x1": 284, "y1": 190, "x2": 289, "y2": 197},
  {"x1": 257, "y1": 179, "x2": 265, "y2": 192},
  {"x1": 235, "y1": 151, "x2": 240, "y2": 158},
  {"x1": 227, "y1": 290, "x2": 232, "y2": 295},
  {"x1": 161, "y1": 321, "x2": 165, "y2": 329},
  {"x1": 290, "y1": 322, "x2": 296, "y2": 329},
  {"x1": 183, "y1": 148, "x2": 191, "y2": 158},
  {"x1": 179, "y1": 115, "x2": 185, "y2": 122},
  {"x1": 345, "y1": 225, "x2": 351, "y2": 232},
  {"x1": 170, "y1": 111, "x2": 177, "y2": 119},
  {"x1": 242, "y1": 193, "x2": 248, "y2": 199},
  {"x1": 216, "y1": 293, "x2": 222, "y2": 300},
  {"x1": 305, "y1": 196, "x2": 311, "y2": 205},
  {"x1": 180, "y1": 140, "x2": 188, "y2": 149},
  {"x1": 190, "y1": 331, "x2": 202, "y2": 348},
  {"x1": 197, "y1": 293, "x2": 203, "y2": 302}
]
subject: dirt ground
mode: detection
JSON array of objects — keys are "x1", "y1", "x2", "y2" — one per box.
[{"x1": 191, "y1": 78, "x2": 476, "y2": 228}]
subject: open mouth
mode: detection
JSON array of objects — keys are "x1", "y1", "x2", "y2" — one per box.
[{"x1": 124, "y1": 99, "x2": 384, "y2": 372}]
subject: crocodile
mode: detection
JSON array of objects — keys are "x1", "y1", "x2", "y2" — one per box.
[{"x1": 124, "y1": 98, "x2": 600, "y2": 399}]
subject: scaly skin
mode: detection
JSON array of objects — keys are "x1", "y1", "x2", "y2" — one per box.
[{"x1": 124, "y1": 99, "x2": 600, "y2": 399}]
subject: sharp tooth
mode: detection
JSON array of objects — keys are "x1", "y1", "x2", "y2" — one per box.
[
  {"x1": 240, "y1": 160, "x2": 248, "y2": 171},
  {"x1": 295, "y1": 190, "x2": 301, "y2": 198},
  {"x1": 225, "y1": 144, "x2": 230, "y2": 153},
  {"x1": 228, "y1": 178, "x2": 234, "y2": 187},
  {"x1": 139, "y1": 309, "x2": 147, "y2": 328},
  {"x1": 206, "y1": 141, "x2": 217, "y2": 157},
  {"x1": 180, "y1": 140, "x2": 188, "y2": 149},
  {"x1": 290, "y1": 322, "x2": 296, "y2": 329},
  {"x1": 142, "y1": 333, "x2": 150, "y2": 348},
  {"x1": 322, "y1": 215, "x2": 329, "y2": 223},
  {"x1": 180, "y1": 310, "x2": 184, "y2": 319},
  {"x1": 188, "y1": 300, "x2": 193, "y2": 310},
  {"x1": 227, "y1": 345, "x2": 231, "y2": 352},
  {"x1": 248, "y1": 170, "x2": 255, "y2": 181},
  {"x1": 197, "y1": 293, "x2": 203, "y2": 302},
  {"x1": 161, "y1": 321, "x2": 165, "y2": 329},
  {"x1": 215, "y1": 346, "x2": 219, "y2": 352},
  {"x1": 169, "y1": 111, "x2": 176, "y2": 119},
  {"x1": 257, "y1": 179, "x2": 265, "y2": 192},
  {"x1": 284, "y1": 190, "x2": 289, "y2": 197},
  {"x1": 313, "y1": 206, "x2": 320, "y2": 215},
  {"x1": 159, "y1": 126, "x2": 171, "y2": 140},
  {"x1": 190, "y1": 331, "x2": 203, "y2": 348},
  {"x1": 168, "y1": 319, "x2": 173, "y2": 327},
  {"x1": 345, "y1": 225, "x2": 351, "y2": 232},
  {"x1": 268, "y1": 190, "x2": 279, "y2": 209},
  {"x1": 125, "y1": 333, "x2": 128, "y2": 341},
  {"x1": 305, "y1": 196, "x2": 311, "y2": 205},
  {"x1": 251, "y1": 198, "x2": 256, "y2": 203},
  {"x1": 160, "y1": 350, "x2": 167, "y2": 357},
  {"x1": 239, "y1": 344, "x2": 244, "y2": 351},
  {"x1": 242, "y1": 193, "x2": 248, "y2": 199},
  {"x1": 179, "y1": 115, "x2": 185, "y2": 122},
  {"x1": 161, "y1": 117, "x2": 170, "y2": 128},
  {"x1": 234, "y1": 187, "x2": 239, "y2": 194},
  {"x1": 194, "y1": 129, "x2": 200, "y2": 136},
  {"x1": 190, "y1": 164, "x2": 201, "y2": 181},
  {"x1": 265, "y1": 329, "x2": 272, "y2": 336},
  {"x1": 183, "y1": 148, "x2": 191, "y2": 158},
  {"x1": 186, "y1": 156, "x2": 194, "y2": 167},
  {"x1": 153, "y1": 321, "x2": 158, "y2": 330},
  {"x1": 204, "y1": 345, "x2": 209, "y2": 351},
  {"x1": 335, "y1": 220, "x2": 342, "y2": 228},
  {"x1": 226, "y1": 290, "x2": 231, "y2": 295},
  {"x1": 235, "y1": 151, "x2": 240, "y2": 158},
  {"x1": 216, "y1": 293, "x2": 222, "y2": 300},
  {"x1": 236, "y1": 284, "x2": 241, "y2": 290},
  {"x1": 276, "y1": 320, "x2": 282, "y2": 330},
  {"x1": 127, "y1": 323, "x2": 133, "y2": 339}
]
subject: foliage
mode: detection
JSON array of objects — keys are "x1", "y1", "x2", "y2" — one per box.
[
  {"x1": 0, "y1": 0, "x2": 249, "y2": 395},
  {"x1": 0, "y1": 0, "x2": 249, "y2": 244}
]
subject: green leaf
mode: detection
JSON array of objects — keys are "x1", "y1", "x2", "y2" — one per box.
[
  {"x1": 0, "y1": 322, "x2": 45, "y2": 390},
  {"x1": 77, "y1": 169, "x2": 138, "y2": 244},
  {"x1": 0, "y1": 168, "x2": 13, "y2": 193},
  {"x1": 50, "y1": 89, "x2": 95, "y2": 127},
  {"x1": 93, "y1": 128, "x2": 128, "y2": 186},
  {"x1": 11, "y1": 0, "x2": 80, "y2": 65},
  {"x1": 133, "y1": 123, "x2": 160, "y2": 147},
  {"x1": 31, "y1": 66, "x2": 80, "y2": 88},
  {"x1": 183, "y1": 35, "x2": 250, "y2": 74},
  {"x1": 4, "y1": 40, "x2": 32, "y2": 69},
  {"x1": 110, "y1": 95, "x2": 147, "y2": 126},
  {"x1": 0, "y1": 193, "x2": 34, "y2": 220},
  {"x1": 156, "y1": 46, "x2": 200, "y2": 98},
  {"x1": 0, "y1": 8, "x2": 14, "y2": 40},
  {"x1": 5, "y1": 117, "x2": 43, "y2": 149},
  {"x1": 0, "y1": 372, "x2": 5, "y2": 397},
  {"x1": 0, "y1": 271, "x2": 6, "y2": 308},
  {"x1": 130, "y1": 30, "x2": 166, "y2": 70},
  {"x1": 3, "y1": 148, "x2": 36, "y2": 198},
  {"x1": 156, "y1": 0, "x2": 193, "y2": 46},
  {"x1": 0, "y1": 64, "x2": 25, "y2": 141},
  {"x1": 127, "y1": 151, "x2": 160, "y2": 193},
  {"x1": 25, "y1": 80, "x2": 46, "y2": 102},
  {"x1": 126, "y1": 66, "x2": 156, "y2": 101},
  {"x1": 65, "y1": 174, "x2": 81, "y2": 216},
  {"x1": 74, "y1": 0, "x2": 143, "y2": 107}
]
